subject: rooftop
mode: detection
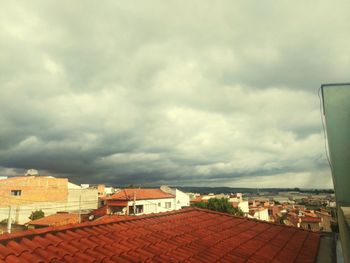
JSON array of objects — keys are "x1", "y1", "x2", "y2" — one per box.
[
  {"x1": 107, "y1": 188, "x2": 174, "y2": 201},
  {"x1": 0, "y1": 208, "x2": 320, "y2": 262},
  {"x1": 300, "y1": 217, "x2": 322, "y2": 223},
  {"x1": 26, "y1": 213, "x2": 80, "y2": 227}
]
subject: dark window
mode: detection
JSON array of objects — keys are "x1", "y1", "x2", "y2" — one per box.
[
  {"x1": 129, "y1": 205, "x2": 144, "y2": 214},
  {"x1": 11, "y1": 190, "x2": 22, "y2": 196}
]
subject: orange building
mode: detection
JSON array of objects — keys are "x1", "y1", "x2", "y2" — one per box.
[{"x1": 0, "y1": 176, "x2": 68, "y2": 206}]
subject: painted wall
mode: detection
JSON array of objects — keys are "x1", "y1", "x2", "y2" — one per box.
[
  {"x1": 67, "y1": 188, "x2": 98, "y2": 211},
  {"x1": 160, "y1": 186, "x2": 190, "y2": 209},
  {"x1": 253, "y1": 208, "x2": 269, "y2": 221},
  {"x1": 174, "y1": 189, "x2": 190, "y2": 209},
  {"x1": 0, "y1": 176, "x2": 68, "y2": 206},
  {"x1": 0, "y1": 201, "x2": 69, "y2": 225},
  {"x1": 127, "y1": 197, "x2": 176, "y2": 215},
  {"x1": 238, "y1": 201, "x2": 249, "y2": 214},
  {"x1": 0, "y1": 179, "x2": 98, "y2": 225}
]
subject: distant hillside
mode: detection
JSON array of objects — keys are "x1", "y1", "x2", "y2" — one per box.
[
  {"x1": 174, "y1": 186, "x2": 334, "y2": 195},
  {"x1": 122, "y1": 185, "x2": 334, "y2": 195}
]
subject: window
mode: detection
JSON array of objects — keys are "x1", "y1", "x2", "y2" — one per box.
[
  {"x1": 129, "y1": 205, "x2": 144, "y2": 214},
  {"x1": 11, "y1": 190, "x2": 22, "y2": 196},
  {"x1": 165, "y1": 202, "x2": 172, "y2": 209},
  {"x1": 158, "y1": 202, "x2": 161, "y2": 207}
]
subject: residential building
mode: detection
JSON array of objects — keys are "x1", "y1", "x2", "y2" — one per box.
[
  {"x1": 299, "y1": 217, "x2": 322, "y2": 232},
  {"x1": 0, "y1": 208, "x2": 321, "y2": 262},
  {"x1": 0, "y1": 171, "x2": 98, "y2": 225},
  {"x1": 248, "y1": 207, "x2": 269, "y2": 221},
  {"x1": 96, "y1": 184, "x2": 116, "y2": 196},
  {"x1": 103, "y1": 188, "x2": 176, "y2": 215},
  {"x1": 316, "y1": 210, "x2": 333, "y2": 232},
  {"x1": 160, "y1": 185, "x2": 190, "y2": 209},
  {"x1": 0, "y1": 175, "x2": 68, "y2": 205},
  {"x1": 229, "y1": 193, "x2": 249, "y2": 214}
]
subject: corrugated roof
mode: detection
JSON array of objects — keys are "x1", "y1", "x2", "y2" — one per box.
[
  {"x1": 0, "y1": 208, "x2": 320, "y2": 262},
  {"x1": 107, "y1": 188, "x2": 174, "y2": 201}
]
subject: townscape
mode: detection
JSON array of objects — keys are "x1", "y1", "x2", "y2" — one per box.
[
  {"x1": 0, "y1": 169, "x2": 338, "y2": 261},
  {"x1": 0, "y1": 169, "x2": 336, "y2": 235}
]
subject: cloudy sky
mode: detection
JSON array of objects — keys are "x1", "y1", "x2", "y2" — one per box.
[{"x1": 1, "y1": 1, "x2": 349, "y2": 188}]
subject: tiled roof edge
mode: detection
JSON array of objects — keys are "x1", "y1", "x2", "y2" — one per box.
[
  {"x1": 107, "y1": 196, "x2": 175, "y2": 201},
  {"x1": 0, "y1": 207, "x2": 195, "y2": 244}
]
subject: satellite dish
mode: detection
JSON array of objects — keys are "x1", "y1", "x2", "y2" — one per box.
[{"x1": 25, "y1": 169, "x2": 39, "y2": 176}]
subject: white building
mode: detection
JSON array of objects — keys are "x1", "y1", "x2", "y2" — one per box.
[
  {"x1": 160, "y1": 186, "x2": 190, "y2": 209},
  {"x1": 229, "y1": 193, "x2": 249, "y2": 214},
  {"x1": 104, "y1": 188, "x2": 183, "y2": 215},
  {"x1": 232, "y1": 201, "x2": 249, "y2": 214},
  {"x1": 248, "y1": 208, "x2": 269, "y2": 221}
]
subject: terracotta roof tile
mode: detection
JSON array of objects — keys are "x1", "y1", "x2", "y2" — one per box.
[
  {"x1": 300, "y1": 216, "x2": 322, "y2": 223},
  {"x1": 26, "y1": 213, "x2": 79, "y2": 227},
  {"x1": 0, "y1": 208, "x2": 320, "y2": 262},
  {"x1": 108, "y1": 188, "x2": 174, "y2": 200}
]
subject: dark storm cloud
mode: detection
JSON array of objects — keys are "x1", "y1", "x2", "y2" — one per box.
[{"x1": 1, "y1": 1, "x2": 349, "y2": 187}]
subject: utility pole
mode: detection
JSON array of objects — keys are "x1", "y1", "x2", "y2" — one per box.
[
  {"x1": 7, "y1": 206, "x2": 12, "y2": 234},
  {"x1": 133, "y1": 191, "x2": 136, "y2": 215},
  {"x1": 78, "y1": 195, "x2": 82, "y2": 224}
]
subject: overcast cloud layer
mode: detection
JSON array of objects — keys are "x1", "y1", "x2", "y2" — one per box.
[{"x1": 1, "y1": 1, "x2": 349, "y2": 188}]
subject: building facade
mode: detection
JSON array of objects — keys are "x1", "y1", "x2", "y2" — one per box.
[
  {"x1": 0, "y1": 173, "x2": 98, "y2": 225},
  {"x1": 104, "y1": 188, "x2": 179, "y2": 215}
]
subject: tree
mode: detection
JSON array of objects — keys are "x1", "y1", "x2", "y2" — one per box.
[
  {"x1": 29, "y1": 210, "x2": 45, "y2": 221},
  {"x1": 192, "y1": 201, "x2": 207, "y2": 209},
  {"x1": 192, "y1": 198, "x2": 244, "y2": 216}
]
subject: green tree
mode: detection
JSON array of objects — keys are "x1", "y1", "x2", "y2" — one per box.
[
  {"x1": 29, "y1": 210, "x2": 45, "y2": 221},
  {"x1": 192, "y1": 198, "x2": 244, "y2": 216},
  {"x1": 192, "y1": 201, "x2": 207, "y2": 209}
]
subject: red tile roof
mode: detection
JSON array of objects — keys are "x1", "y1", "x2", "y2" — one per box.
[
  {"x1": 315, "y1": 210, "x2": 331, "y2": 217},
  {"x1": 89, "y1": 205, "x2": 108, "y2": 217},
  {"x1": 190, "y1": 195, "x2": 207, "y2": 203},
  {"x1": 94, "y1": 215, "x2": 135, "y2": 223},
  {"x1": 108, "y1": 188, "x2": 174, "y2": 201},
  {"x1": 300, "y1": 217, "x2": 322, "y2": 223},
  {"x1": 0, "y1": 208, "x2": 320, "y2": 262},
  {"x1": 26, "y1": 213, "x2": 79, "y2": 227}
]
